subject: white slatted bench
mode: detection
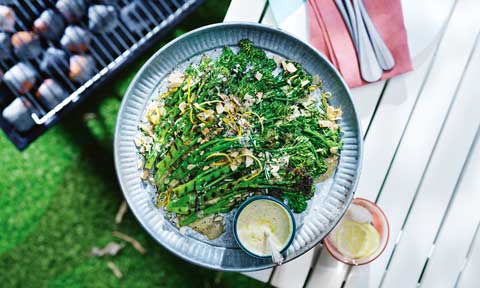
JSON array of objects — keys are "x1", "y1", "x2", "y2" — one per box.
[{"x1": 223, "y1": 0, "x2": 480, "y2": 287}]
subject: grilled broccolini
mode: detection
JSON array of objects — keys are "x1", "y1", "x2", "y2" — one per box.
[{"x1": 136, "y1": 39, "x2": 343, "y2": 227}]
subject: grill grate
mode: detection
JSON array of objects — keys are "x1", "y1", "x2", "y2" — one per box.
[{"x1": 0, "y1": 0, "x2": 203, "y2": 149}]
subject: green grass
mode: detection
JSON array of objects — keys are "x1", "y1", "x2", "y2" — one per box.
[{"x1": 0, "y1": 1, "x2": 268, "y2": 287}]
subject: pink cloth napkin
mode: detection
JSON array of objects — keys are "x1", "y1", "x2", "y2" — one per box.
[{"x1": 308, "y1": 0, "x2": 413, "y2": 88}]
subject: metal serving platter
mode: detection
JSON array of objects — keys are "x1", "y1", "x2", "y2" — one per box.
[{"x1": 114, "y1": 23, "x2": 362, "y2": 271}]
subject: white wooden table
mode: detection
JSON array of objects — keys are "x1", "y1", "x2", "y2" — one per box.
[{"x1": 224, "y1": 0, "x2": 480, "y2": 287}]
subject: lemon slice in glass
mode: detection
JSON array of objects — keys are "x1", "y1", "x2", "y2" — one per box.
[{"x1": 334, "y1": 220, "x2": 381, "y2": 259}]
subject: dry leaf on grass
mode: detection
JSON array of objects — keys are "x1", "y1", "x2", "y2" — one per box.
[
  {"x1": 112, "y1": 231, "x2": 146, "y2": 254},
  {"x1": 115, "y1": 201, "x2": 128, "y2": 224},
  {"x1": 107, "y1": 261, "x2": 123, "y2": 279},
  {"x1": 83, "y1": 113, "x2": 96, "y2": 121},
  {"x1": 91, "y1": 242, "x2": 124, "y2": 257}
]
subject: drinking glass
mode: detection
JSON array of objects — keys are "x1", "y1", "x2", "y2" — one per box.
[{"x1": 323, "y1": 198, "x2": 389, "y2": 265}]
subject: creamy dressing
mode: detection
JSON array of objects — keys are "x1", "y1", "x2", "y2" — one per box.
[{"x1": 236, "y1": 199, "x2": 293, "y2": 256}]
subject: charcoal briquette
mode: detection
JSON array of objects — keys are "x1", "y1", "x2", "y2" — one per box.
[
  {"x1": 33, "y1": 10, "x2": 65, "y2": 41},
  {"x1": 36, "y1": 79, "x2": 68, "y2": 110},
  {"x1": 2, "y1": 97, "x2": 35, "y2": 132},
  {"x1": 3, "y1": 62, "x2": 38, "y2": 94},
  {"x1": 88, "y1": 5, "x2": 118, "y2": 33},
  {"x1": 11, "y1": 31, "x2": 43, "y2": 59}
]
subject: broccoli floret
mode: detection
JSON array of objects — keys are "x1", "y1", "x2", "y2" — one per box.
[{"x1": 283, "y1": 192, "x2": 308, "y2": 213}]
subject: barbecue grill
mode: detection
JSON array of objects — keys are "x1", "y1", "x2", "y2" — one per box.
[{"x1": 0, "y1": 0, "x2": 203, "y2": 150}]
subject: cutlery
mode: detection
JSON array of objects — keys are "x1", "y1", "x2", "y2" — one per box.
[
  {"x1": 351, "y1": 0, "x2": 383, "y2": 82},
  {"x1": 341, "y1": 0, "x2": 358, "y2": 46},
  {"x1": 335, "y1": 0, "x2": 355, "y2": 43},
  {"x1": 358, "y1": 0, "x2": 395, "y2": 70},
  {"x1": 265, "y1": 230, "x2": 284, "y2": 265}
]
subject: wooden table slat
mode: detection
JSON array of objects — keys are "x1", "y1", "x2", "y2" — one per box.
[
  {"x1": 305, "y1": 248, "x2": 349, "y2": 288},
  {"x1": 345, "y1": 0, "x2": 480, "y2": 286},
  {"x1": 421, "y1": 123, "x2": 480, "y2": 287},
  {"x1": 260, "y1": 4, "x2": 276, "y2": 26},
  {"x1": 276, "y1": 2, "x2": 308, "y2": 42},
  {"x1": 270, "y1": 249, "x2": 317, "y2": 288},
  {"x1": 403, "y1": 0, "x2": 456, "y2": 62},
  {"x1": 457, "y1": 222, "x2": 480, "y2": 288},
  {"x1": 223, "y1": 0, "x2": 267, "y2": 22},
  {"x1": 382, "y1": 31, "x2": 480, "y2": 287},
  {"x1": 352, "y1": 47, "x2": 438, "y2": 203},
  {"x1": 242, "y1": 270, "x2": 273, "y2": 283},
  {"x1": 350, "y1": 81, "x2": 385, "y2": 134}
]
